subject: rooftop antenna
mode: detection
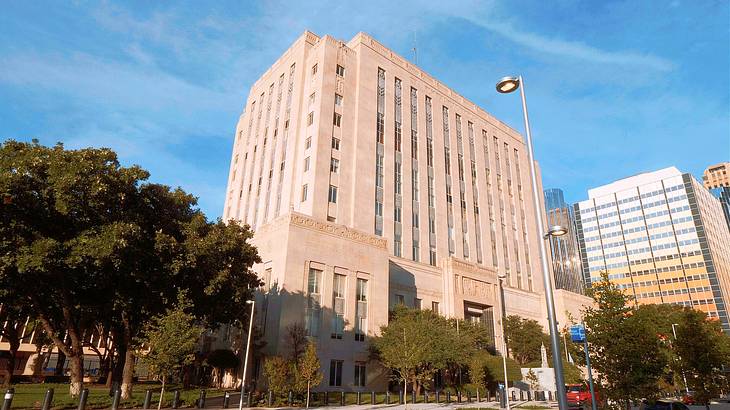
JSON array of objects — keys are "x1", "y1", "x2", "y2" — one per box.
[{"x1": 412, "y1": 30, "x2": 418, "y2": 65}]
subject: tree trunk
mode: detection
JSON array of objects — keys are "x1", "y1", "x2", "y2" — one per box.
[
  {"x1": 68, "y1": 354, "x2": 84, "y2": 397},
  {"x1": 121, "y1": 349, "x2": 135, "y2": 399},
  {"x1": 4, "y1": 339, "x2": 19, "y2": 387},
  {"x1": 157, "y1": 375, "x2": 166, "y2": 410},
  {"x1": 55, "y1": 351, "x2": 66, "y2": 376}
]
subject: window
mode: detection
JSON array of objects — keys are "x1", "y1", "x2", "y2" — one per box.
[
  {"x1": 354, "y1": 363, "x2": 366, "y2": 387},
  {"x1": 311, "y1": 64, "x2": 318, "y2": 76},
  {"x1": 330, "y1": 158, "x2": 339, "y2": 173},
  {"x1": 304, "y1": 156, "x2": 310, "y2": 172},
  {"x1": 412, "y1": 240, "x2": 419, "y2": 262},
  {"x1": 306, "y1": 268, "x2": 322, "y2": 336},
  {"x1": 336, "y1": 64, "x2": 345, "y2": 77},
  {"x1": 355, "y1": 279, "x2": 368, "y2": 341},
  {"x1": 394, "y1": 207, "x2": 402, "y2": 222},
  {"x1": 396, "y1": 294, "x2": 405, "y2": 305},
  {"x1": 328, "y1": 185, "x2": 338, "y2": 203},
  {"x1": 329, "y1": 360, "x2": 343, "y2": 386},
  {"x1": 412, "y1": 211, "x2": 419, "y2": 228},
  {"x1": 301, "y1": 184, "x2": 308, "y2": 202},
  {"x1": 432, "y1": 301, "x2": 439, "y2": 313},
  {"x1": 414, "y1": 298, "x2": 422, "y2": 309},
  {"x1": 375, "y1": 201, "x2": 383, "y2": 217},
  {"x1": 305, "y1": 137, "x2": 312, "y2": 149},
  {"x1": 307, "y1": 112, "x2": 314, "y2": 125},
  {"x1": 335, "y1": 94, "x2": 343, "y2": 106},
  {"x1": 333, "y1": 113, "x2": 342, "y2": 127},
  {"x1": 332, "y1": 137, "x2": 340, "y2": 150},
  {"x1": 331, "y1": 273, "x2": 345, "y2": 339},
  {"x1": 308, "y1": 92, "x2": 315, "y2": 107}
]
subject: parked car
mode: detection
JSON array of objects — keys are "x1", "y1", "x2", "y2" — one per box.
[
  {"x1": 642, "y1": 398, "x2": 690, "y2": 410},
  {"x1": 566, "y1": 384, "x2": 600, "y2": 409},
  {"x1": 681, "y1": 391, "x2": 695, "y2": 405}
]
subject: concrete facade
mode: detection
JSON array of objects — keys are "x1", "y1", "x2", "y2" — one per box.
[{"x1": 222, "y1": 31, "x2": 590, "y2": 391}]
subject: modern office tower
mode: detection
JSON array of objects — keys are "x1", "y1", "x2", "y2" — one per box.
[
  {"x1": 703, "y1": 162, "x2": 730, "y2": 189},
  {"x1": 222, "y1": 31, "x2": 588, "y2": 390},
  {"x1": 574, "y1": 167, "x2": 730, "y2": 332},
  {"x1": 543, "y1": 188, "x2": 585, "y2": 294}
]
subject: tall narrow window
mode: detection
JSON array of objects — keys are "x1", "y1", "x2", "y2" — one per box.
[
  {"x1": 355, "y1": 278, "x2": 368, "y2": 341},
  {"x1": 329, "y1": 360, "x2": 343, "y2": 386},
  {"x1": 334, "y1": 94, "x2": 343, "y2": 106},
  {"x1": 330, "y1": 158, "x2": 339, "y2": 173},
  {"x1": 331, "y1": 274, "x2": 346, "y2": 339},
  {"x1": 332, "y1": 137, "x2": 340, "y2": 150},
  {"x1": 301, "y1": 184, "x2": 308, "y2": 202},
  {"x1": 354, "y1": 363, "x2": 366, "y2": 387},
  {"x1": 305, "y1": 268, "x2": 322, "y2": 337},
  {"x1": 336, "y1": 64, "x2": 345, "y2": 77},
  {"x1": 333, "y1": 113, "x2": 342, "y2": 127},
  {"x1": 328, "y1": 185, "x2": 338, "y2": 203}
]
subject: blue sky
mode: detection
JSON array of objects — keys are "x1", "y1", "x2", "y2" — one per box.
[{"x1": 1, "y1": 1, "x2": 728, "y2": 218}]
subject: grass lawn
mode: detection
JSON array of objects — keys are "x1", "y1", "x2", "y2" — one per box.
[{"x1": 6, "y1": 383, "x2": 229, "y2": 409}]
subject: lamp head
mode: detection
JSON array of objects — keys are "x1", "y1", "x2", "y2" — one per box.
[
  {"x1": 496, "y1": 76, "x2": 520, "y2": 94},
  {"x1": 497, "y1": 272, "x2": 507, "y2": 280},
  {"x1": 544, "y1": 225, "x2": 568, "y2": 239},
  {"x1": 245, "y1": 300, "x2": 254, "y2": 305}
]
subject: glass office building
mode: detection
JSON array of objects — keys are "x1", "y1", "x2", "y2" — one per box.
[
  {"x1": 574, "y1": 167, "x2": 730, "y2": 332},
  {"x1": 544, "y1": 188, "x2": 585, "y2": 294}
]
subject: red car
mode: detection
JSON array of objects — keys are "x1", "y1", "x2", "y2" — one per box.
[{"x1": 566, "y1": 384, "x2": 600, "y2": 409}]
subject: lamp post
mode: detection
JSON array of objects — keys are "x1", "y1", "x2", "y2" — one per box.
[
  {"x1": 497, "y1": 272, "x2": 510, "y2": 410},
  {"x1": 496, "y1": 75, "x2": 569, "y2": 410},
  {"x1": 671, "y1": 323, "x2": 690, "y2": 395},
  {"x1": 238, "y1": 300, "x2": 255, "y2": 410}
]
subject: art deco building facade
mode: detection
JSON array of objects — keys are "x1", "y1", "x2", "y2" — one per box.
[
  {"x1": 574, "y1": 167, "x2": 730, "y2": 331},
  {"x1": 222, "y1": 31, "x2": 588, "y2": 390},
  {"x1": 544, "y1": 189, "x2": 584, "y2": 294},
  {"x1": 704, "y1": 162, "x2": 730, "y2": 233}
]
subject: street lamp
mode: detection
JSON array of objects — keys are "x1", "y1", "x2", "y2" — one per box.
[
  {"x1": 238, "y1": 300, "x2": 255, "y2": 410},
  {"x1": 497, "y1": 272, "x2": 510, "y2": 410},
  {"x1": 671, "y1": 323, "x2": 690, "y2": 395},
  {"x1": 496, "y1": 75, "x2": 569, "y2": 410},
  {"x1": 545, "y1": 225, "x2": 568, "y2": 239}
]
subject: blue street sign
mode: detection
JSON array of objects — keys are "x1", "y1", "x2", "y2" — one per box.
[
  {"x1": 570, "y1": 324, "x2": 586, "y2": 343},
  {"x1": 498, "y1": 383, "x2": 504, "y2": 390}
]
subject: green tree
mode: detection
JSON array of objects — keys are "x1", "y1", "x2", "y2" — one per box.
[
  {"x1": 295, "y1": 342, "x2": 323, "y2": 409},
  {"x1": 467, "y1": 350, "x2": 522, "y2": 392},
  {"x1": 583, "y1": 273, "x2": 669, "y2": 409},
  {"x1": 504, "y1": 315, "x2": 549, "y2": 365},
  {"x1": 370, "y1": 306, "x2": 473, "y2": 396},
  {"x1": 674, "y1": 309, "x2": 730, "y2": 409},
  {"x1": 138, "y1": 293, "x2": 203, "y2": 410},
  {"x1": 0, "y1": 140, "x2": 261, "y2": 397},
  {"x1": 0, "y1": 288, "x2": 37, "y2": 386},
  {"x1": 264, "y1": 356, "x2": 292, "y2": 397}
]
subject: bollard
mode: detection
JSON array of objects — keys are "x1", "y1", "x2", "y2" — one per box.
[
  {"x1": 399, "y1": 390, "x2": 404, "y2": 405},
  {"x1": 172, "y1": 390, "x2": 180, "y2": 409},
  {"x1": 457, "y1": 390, "x2": 462, "y2": 403},
  {"x1": 424, "y1": 391, "x2": 428, "y2": 403},
  {"x1": 512, "y1": 390, "x2": 517, "y2": 401},
  {"x1": 267, "y1": 391, "x2": 273, "y2": 407},
  {"x1": 197, "y1": 389, "x2": 206, "y2": 409},
  {"x1": 340, "y1": 391, "x2": 345, "y2": 406},
  {"x1": 548, "y1": 391, "x2": 553, "y2": 401},
  {"x1": 435, "y1": 390, "x2": 440, "y2": 403},
  {"x1": 446, "y1": 391, "x2": 451, "y2": 403},
  {"x1": 41, "y1": 388, "x2": 54, "y2": 410},
  {"x1": 142, "y1": 389, "x2": 152, "y2": 409},
  {"x1": 223, "y1": 392, "x2": 231, "y2": 409},
  {"x1": 385, "y1": 391, "x2": 390, "y2": 405},
  {"x1": 2, "y1": 388, "x2": 14, "y2": 410},
  {"x1": 111, "y1": 388, "x2": 121, "y2": 410},
  {"x1": 288, "y1": 391, "x2": 293, "y2": 406},
  {"x1": 357, "y1": 391, "x2": 361, "y2": 405},
  {"x1": 246, "y1": 391, "x2": 252, "y2": 407},
  {"x1": 371, "y1": 391, "x2": 376, "y2": 405},
  {"x1": 324, "y1": 391, "x2": 329, "y2": 407},
  {"x1": 411, "y1": 390, "x2": 416, "y2": 404},
  {"x1": 78, "y1": 388, "x2": 90, "y2": 410}
]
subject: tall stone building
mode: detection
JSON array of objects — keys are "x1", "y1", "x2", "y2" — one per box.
[
  {"x1": 544, "y1": 188, "x2": 584, "y2": 294},
  {"x1": 222, "y1": 31, "x2": 588, "y2": 390},
  {"x1": 574, "y1": 167, "x2": 730, "y2": 332}
]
